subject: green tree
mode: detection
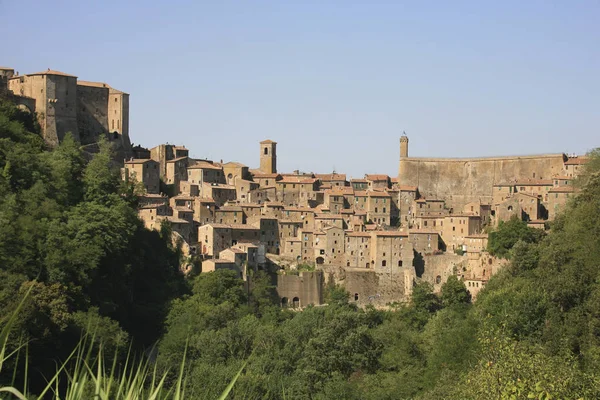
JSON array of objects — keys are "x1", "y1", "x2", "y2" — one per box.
[
  {"x1": 487, "y1": 216, "x2": 545, "y2": 258},
  {"x1": 440, "y1": 275, "x2": 471, "y2": 307}
]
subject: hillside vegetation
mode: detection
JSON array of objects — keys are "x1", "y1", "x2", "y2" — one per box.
[{"x1": 1, "y1": 96, "x2": 600, "y2": 398}]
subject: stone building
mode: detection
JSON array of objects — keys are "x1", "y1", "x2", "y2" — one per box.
[
  {"x1": 123, "y1": 159, "x2": 160, "y2": 194},
  {"x1": 6, "y1": 68, "x2": 131, "y2": 155}
]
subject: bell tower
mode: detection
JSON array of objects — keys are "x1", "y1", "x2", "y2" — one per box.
[{"x1": 260, "y1": 139, "x2": 277, "y2": 174}]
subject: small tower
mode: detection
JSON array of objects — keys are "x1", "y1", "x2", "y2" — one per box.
[
  {"x1": 400, "y1": 133, "x2": 409, "y2": 158},
  {"x1": 260, "y1": 139, "x2": 277, "y2": 174}
]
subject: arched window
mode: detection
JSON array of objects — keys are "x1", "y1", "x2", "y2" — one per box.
[
  {"x1": 281, "y1": 297, "x2": 288, "y2": 307},
  {"x1": 264, "y1": 147, "x2": 268, "y2": 155},
  {"x1": 435, "y1": 275, "x2": 441, "y2": 284},
  {"x1": 292, "y1": 297, "x2": 300, "y2": 308},
  {"x1": 354, "y1": 293, "x2": 359, "y2": 301}
]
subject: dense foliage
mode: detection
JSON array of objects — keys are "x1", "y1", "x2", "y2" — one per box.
[
  {"x1": 0, "y1": 98, "x2": 187, "y2": 394},
  {"x1": 2, "y1": 96, "x2": 600, "y2": 398}
]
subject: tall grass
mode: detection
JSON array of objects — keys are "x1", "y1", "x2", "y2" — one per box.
[{"x1": 0, "y1": 285, "x2": 244, "y2": 399}]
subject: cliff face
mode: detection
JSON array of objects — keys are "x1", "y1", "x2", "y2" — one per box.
[{"x1": 398, "y1": 154, "x2": 566, "y2": 209}]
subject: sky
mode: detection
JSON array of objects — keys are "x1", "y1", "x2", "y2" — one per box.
[{"x1": 2, "y1": 1, "x2": 599, "y2": 178}]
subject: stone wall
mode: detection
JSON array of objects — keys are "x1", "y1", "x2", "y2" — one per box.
[
  {"x1": 77, "y1": 84, "x2": 109, "y2": 145},
  {"x1": 398, "y1": 154, "x2": 566, "y2": 209},
  {"x1": 276, "y1": 271, "x2": 324, "y2": 307}
]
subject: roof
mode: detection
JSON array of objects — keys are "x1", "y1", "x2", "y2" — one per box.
[
  {"x1": 565, "y1": 157, "x2": 588, "y2": 165},
  {"x1": 367, "y1": 190, "x2": 391, "y2": 198},
  {"x1": 409, "y1": 229, "x2": 440, "y2": 235},
  {"x1": 365, "y1": 174, "x2": 389, "y2": 181},
  {"x1": 315, "y1": 173, "x2": 347, "y2": 181},
  {"x1": 315, "y1": 213, "x2": 343, "y2": 219},
  {"x1": 278, "y1": 177, "x2": 318, "y2": 184},
  {"x1": 260, "y1": 139, "x2": 277, "y2": 144},
  {"x1": 549, "y1": 187, "x2": 575, "y2": 193},
  {"x1": 373, "y1": 231, "x2": 408, "y2": 237},
  {"x1": 217, "y1": 206, "x2": 243, "y2": 212},
  {"x1": 551, "y1": 176, "x2": 572, "y2": 180},
  {"x1": 27, "y1": 69, "x2": 77, "y2": 78},
  {"x1": 139, "y1": 204, "x2": 165, "y2": 210},
  {"x1": 346, "y1": 232, "x2": 372, "y2": 237},
  {"x1": 515, "y1": 179, "x2": 553, "y2": 186},
  {"x1": 351, "y1": 179, "x2": 368, "y2": 183},
  {"x1": 200, "y1": 223, "x2": 231, "y2": 229},
  {"x1": 173, "y1": 206, "x2": 194, "y2": 212},
  {"x1": 163, "y1": 216, "x2": 189, "y2": 224},
  {"x1": 252, "y1": 173, "x2": 280, "y2": 178},
  {"x1": 188, "y1": 161, "x2": 222, "y2": 170},
  {"x1": 197, "y1": 198, "x2": 216, "y2": 203},
  {"x1": 222, "y1": 247, "x2": 246, "y2": 254},
  {"x1": 231, "y1": 223, "x2": 264, "y2": 230},
  {"x1": 206, "y1": 259, "x2": 237, "y2": 264},
  {"x1": 223, "y1": 161, "x2": 247, "y2": 168},
  {"x1": 354, "y1": 191, "x2": 368, "y2": 197},
  {"x1": 125, "y1": 158, "x2": 157, "y2": 165},
  {"x1": 77, "y1": 80, "x2": 109, "y2": 88},
  {"x1": 172, "y1": 195, "x2": 195, "y2": 200},
  {"x1": 166, "y1": 156, "x2": 188, "y2": 163}
]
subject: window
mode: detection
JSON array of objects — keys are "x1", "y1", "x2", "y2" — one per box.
[
  {"x1": 382, "y1": 260, "x2": 387, "y2": 267},
  {"x1": 264, "y1": 147, "x2": 268, "y2": 155}
]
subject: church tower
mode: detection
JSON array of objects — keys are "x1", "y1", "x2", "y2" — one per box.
[{"x1": 260, "y1": 139, "x2": 277, "y2": 174}]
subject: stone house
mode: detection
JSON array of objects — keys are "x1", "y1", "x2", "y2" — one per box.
[
  {"x1": 365, "y1": 174, "x2": 390, "y2": 190},
  {"x1": 123, "y1": 159, "x2": 160, "y2": 194},
  {"x1": 408, "y1": 230, "x2": 440, "y2": 254},
  {"x1": 366, "y1": 190, "x2": 392, "y2": 225},
  {"x1": 345, "y1": 232, "x2": 372, "y2": 268}
]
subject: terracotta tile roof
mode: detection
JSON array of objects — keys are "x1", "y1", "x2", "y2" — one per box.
[
  {"x1": 409, "y1": 229, "x2": 439, "y2": 235},
  {"x1": 549, "y1": 187, "x2": 575, "y2": 193},
  {"x1": 163, "y1": 216, "x2": 189, "y2": 224},
  {"x1": 201, "y1": 223, "x2": 231, "y2": 229},
  {"x1": 278, "y1": 177, "x2": 318, "y2": 184},
  {"x1": 77, "y1": 80, "x2": 109, "y2": 88},
  {"x1": 515, "y1": 179, "x2": 553, "y2": 186},
  {"x1": 351, "y1": 179, "x2": 368, "y2": 183},
  {"x1": 260, "y1": 139, "x2": 277, "y2": 144},
  {"x1": 354, "y1": 191, "x2": 368, "y2": 197},
  {"x1": 284, "y1": 206, "x2": 314, "y2": 212},
  {"x1": 316, "y1": 213, "x2": 343, "y2": 219},
  {"x1": 188, "y1": 161, "x2": 222, "y2": 170},
  {"x1": 223, "y1": 161, "x2": 247, "y2": 167},
  {"x1": 28, "y1": 69, "x2": 77, "y2": 78},
  {"x1": 365, "y1": 174, "x2": 389, "y2": 181},
  {"x1": 390, "y1": 177, "x2": 399, "y2": 183},
  {"x1": 197, "y1": 198, "x2": 216, "y2": 203},
  {"x1": 373, "y1": 230, "x2": 408, "y2": 237},
  {"x1": 125, "y1": 158, "x2": 157, "y2": 165},
  {"x1": 265, "y1": 202, "x2": 284, "y2": 207},
  {"x1": 229, "y1": 224, "x2": 259, "y2": 230},
  {"x1": 346, "y1": 232, "x2": 371, "y2": 237},
  {"x1": 341, "y1": 209, "x2": 354, "y2": 214},
  {"x1": 173, "y1": 206, "x2": 194, "y2": 212},
  {"x1": 217, "y1": 206, "x2": 243, "y2": 212},
  {"x1": 325, "y1": 187, "x2": 354, "y2": 195},
  {"x1": 241, "y1": 203, "x2": 263, "y2": 208},
  {"x1": 367, "y1": 190, "x2": 391, "y2": 198},
  {"x1": 315, "y1": 173, "x2": 347, "y2": 181},
  {"x1": 223, "y1": 247, "x2": 246, "y2": 254},
  {"x1": 252, "y1": 172, "x2": 280, "y2": 178},
  {"x1": 564, "y1": 157, "x2": 588, "y2": 165},
  {"x1": 139, "y1": 204, "x2": 165, "y2": 209},
  {"x1": 166, "y1": 156, "x2": 188, "y2": 163},
  {"x1": 551, "y1": 175, "x2": 572, "y2": 180}
]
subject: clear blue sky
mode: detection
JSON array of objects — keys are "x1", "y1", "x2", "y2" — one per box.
[{"x1": 2, "y1": 1, "x2": 598, "y2": 178}]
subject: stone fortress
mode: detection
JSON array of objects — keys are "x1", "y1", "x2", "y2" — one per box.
[
  {"x1": 1, "y1": 66, "x2": 588, "y2": 306},
  {"x1": 0, "y1": 66, "x2": 131, "y2": 158}
]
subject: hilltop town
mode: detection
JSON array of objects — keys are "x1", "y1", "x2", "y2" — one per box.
[{"x1": 1, "y1": 66, "x2": 588, "y2": 307}]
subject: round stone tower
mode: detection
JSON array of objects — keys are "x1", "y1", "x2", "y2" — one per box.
[{"x1": 400, "y1": 134, "x2": 409, "y2": 158}]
